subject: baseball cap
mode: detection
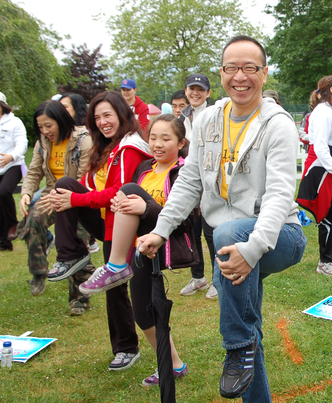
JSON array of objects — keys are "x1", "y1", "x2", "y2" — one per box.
[
  {"x1": 0, "y1": 92, "x2": 7, "y2": 103},
  {"x1": 121, "y1": 79, "x2": 137, "y2": 89},
  {"x1": 263, "y1": 90, "x2": 279, "y2": 101},
  {"x1": 186, "y1": 74, "x2": 210, "y2": 91}
]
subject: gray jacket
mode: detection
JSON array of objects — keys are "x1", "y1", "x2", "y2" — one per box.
[{"x1": 153, "y1": 97, "x2": 300, "y2": 268}]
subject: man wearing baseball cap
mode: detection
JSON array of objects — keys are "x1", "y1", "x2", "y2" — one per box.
[{"x1": 121, "y1": 79, "x2": 150, "y2": 130}]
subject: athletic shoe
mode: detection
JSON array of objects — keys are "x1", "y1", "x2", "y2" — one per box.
[
  {"x1": 219, "y1": 332, "x2": 259, "y2": 399},
  {"x1": 78, "y1": 264, "x2": 133, "y2": 295},
  {"x1": 27, "y1": 276, "x2": 46, "y2": 296},
  {"x1": 316, "y1": 261, "x2": 332, "y2": 276},
  {"x1": 142, "y1": 363, "x2": 188, "y2": 387},
  {"x1": 0, "y1": 241, "x2": 13, "y2": 251},
  {"x1": 46, "y1": 234, "x2": 55, "y2": 255},
  {"x1": 205, "y1": 283, "x2": 218, "y2": 299},
  {"x1": 89, "y1": 241, "x2": 100, "y2": 254},
  {"x1": 48, "y1": 254, "x2": 90, "y2": 282},
  {"x1": 7, "y1": 224, "x2": 18, "y2": 241},
  {"x1": 180, "y1": 277, "x2": 209, "y2": 296},
  {"x1": 108, "y1": 352, "x2": 140, "y2": 371}
]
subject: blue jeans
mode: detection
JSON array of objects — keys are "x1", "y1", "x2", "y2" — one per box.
[{"x1": 213, "y1": 218, "x2": 307, "y2": 403}]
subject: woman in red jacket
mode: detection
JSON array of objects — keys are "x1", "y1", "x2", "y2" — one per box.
[{"x1": 49, "y1": 91, "x2": 151, "y2": 371}]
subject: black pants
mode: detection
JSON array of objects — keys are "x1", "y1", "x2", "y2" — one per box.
[
  {"x1": 0, "y1": 165, "x2": 21, "y2": 245},
  {"x1": 319, "y1": 206, "x2": 332, "y2": 263},
  {"x1": 120, "y1": 183, "x2": 162, "y2": 330},
  {"x1": 191, "y1": 215, "x2": 215, "y2": 280},
  {"x1": 55, "y1": 177, "x2": 139, "y2": 355}
]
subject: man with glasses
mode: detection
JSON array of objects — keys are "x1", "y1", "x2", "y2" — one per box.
[{"x1": 137, "y1": 36, "x2": 306, "y2": 402}]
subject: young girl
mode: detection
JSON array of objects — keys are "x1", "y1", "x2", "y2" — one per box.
[
  {"x1": 49, "y1": 91, "x2": 151, "y2": 371},
  {"x1": 297, "y1": 76, "x2": 332, "y2": 275},
  {"x1": 79, "y1": 114, "x2": 192, "y2": 386}
]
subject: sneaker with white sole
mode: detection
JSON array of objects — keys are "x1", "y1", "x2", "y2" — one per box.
[
  {"x1": 46, "y1": 234, "x2": 55, "y2": 256},
  {"x1": 108, "y1": 352, "x2": 140, "y2": 371},
  {"x1": 205, "y1": 283, "x2": 218, "y2": 299},
  {"x1": 142, "y1": 363, "x2": 188, "y2": 387},
  {"x1": 180, "y1": 277, "x2": 209, "y2": 296},
  {"x1": 48, "y1": 254, "x2": 90, "y2": 282},
  {"x1": 316, "y1": 260, "x2": 332, "y2": 276},
  {"x1": 89, "y1": 241, "x2": 100, "y2": 254},
  {"x1": 79, "y1": 264, "x2": 133, "y2": 295}
]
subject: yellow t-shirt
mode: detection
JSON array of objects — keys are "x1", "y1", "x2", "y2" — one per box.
[
  {"x1": 49, "y1": 138, "x2": 70, "y2": 181},
  {"x1": 140, "y1": 162, "x2": 177, "y2": 207},
  {"x1": 95, "y1": 163, "x2": 108, "y2": 219},
  {"x1": 220, "y1": 102, "x2": 260, "y2": 200}
]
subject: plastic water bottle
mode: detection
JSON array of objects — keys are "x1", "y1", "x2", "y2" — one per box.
[{"x1": 1, "y1": 341, "x2": 13, "y2": 368}]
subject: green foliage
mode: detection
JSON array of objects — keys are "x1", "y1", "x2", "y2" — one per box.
[
  {"x1": 266, "y1": 0, "x2": 332, "y2": 103},
  {"x1": 0, "y1": 0, "x2": 63, "y2": 142},
  {"x1": 107, "y1": 0, "x2": 262, "y2": 104},
  {"x1": 57, "y1": 44, "x2": 111, "y2": 103}
]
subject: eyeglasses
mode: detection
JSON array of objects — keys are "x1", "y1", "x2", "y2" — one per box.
[{"x1": 222, "y1": 65, "x2": 266, "y2": 74}]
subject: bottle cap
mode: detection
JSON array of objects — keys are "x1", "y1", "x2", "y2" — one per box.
[{"x1": 3, "y1": 341, "x2": 12, "y2": 347}]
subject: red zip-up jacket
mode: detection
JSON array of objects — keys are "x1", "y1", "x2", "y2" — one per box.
[
  {"x1": 71, "y1": 132, "x2": 151, "y2": 240},
  {"x1": 132, "y1": 96, "x2": 150, "y2": 131}
]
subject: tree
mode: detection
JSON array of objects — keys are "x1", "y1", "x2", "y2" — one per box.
[
  {"x1": 0, "y1": 0, "x2": 64, "y2": 142},
  {"x1": 57, "y1": 44, "x2": 111, "y2": 103},
  {"x1": 107, "y1": 0, "x2": 262, "y2": 104},
  {"x1": 266, "y1": 0, "x2": 332, "y2": 103},
  {"x1": 0, "y1": 0, "x2": 60, "y2": 109}
]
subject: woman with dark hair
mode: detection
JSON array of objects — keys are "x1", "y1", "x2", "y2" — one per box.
[
  {"x1": 0, "y1": 92, "x2": 28, "y2": 251},
  {"x1": 59, "y1": 93, "x2": 87, "y2": 127},
  {"x1": 297, "y1": 76, "x2": 332, "y2": 275},
  {"x1": 18, "y1": 100, "x2": 94, "y2": 311},
  {"x1": 59, "y1": 93, "x2": 99, "y2": 253},
  {"x1": 49, "y1": 91, "x2": 151, "y2": 370}
]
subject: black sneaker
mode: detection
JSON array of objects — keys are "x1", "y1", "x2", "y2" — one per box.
[
  {"x1": 48, "y1": 254, "x2": 90, "y2": 282},
  {"x1": 108, "y1": 352, "x2": 140, "y2": 371},
  {"x1": 219, "y1": 332, "x2": 259, "y2": 399},
  {"x1": 0, "y1": 241, "x2": 13, "y2": 251}
]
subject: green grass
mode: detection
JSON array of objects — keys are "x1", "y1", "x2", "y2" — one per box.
[{"x1": 1, "y1": 156, "x2": 332, "y2": 402}]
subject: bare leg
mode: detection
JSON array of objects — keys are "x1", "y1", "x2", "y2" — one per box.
[
  {"x1": 109, "y1": 191, "x2": 140, "y2": 265},
  {"x1": 143, "y1": 326, "x2": 183, "y2": 368}
]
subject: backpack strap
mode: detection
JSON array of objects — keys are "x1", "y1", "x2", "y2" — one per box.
[{"x1": 71, "y1": 131, "x2": 88, "y2": 167}]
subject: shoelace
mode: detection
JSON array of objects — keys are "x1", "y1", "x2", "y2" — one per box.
[
  {"x1": 92, "y1": 267, "x2": 107, "y2": 283},
  {"x1": 223, "y1": 349, "x2": 254, "y2": 376}
]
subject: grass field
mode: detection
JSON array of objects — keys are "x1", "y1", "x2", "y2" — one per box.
[{"x1": 0, "y1": 150, "x2": 331, "y2": 402}]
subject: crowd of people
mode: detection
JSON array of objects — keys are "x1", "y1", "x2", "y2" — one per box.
[{"x1": 7, "y1": 34, "x2": 332, "y2": 401}]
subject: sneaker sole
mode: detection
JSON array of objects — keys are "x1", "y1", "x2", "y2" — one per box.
[
  {"x1": 142, "y1": 380, "x2": 159, "y2": 387},
  {"x1": 316, "y1": 266, "x2": 332, "y2": 276},
  {"x1": 46, "y1": 236, "x2": 55, "y2": 256},
  {"x1": 180, "y1": 282, "x2": 209, "y2": 296},
  {"x1": 205, "y1": 293, "x2": 218, "y2": 299},
  {"x1": 48, "y1": 254, "x2": 91, "y2": 282},
  {"x1": 79, "y1": 272, "x2": 134, "y2": 295},
  {"x1": 109, "y1": 352, "x2": 140, "y2": 371}
]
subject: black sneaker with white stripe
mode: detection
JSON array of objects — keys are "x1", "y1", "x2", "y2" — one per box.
[
  {"x1": 108, "y1": 352, "x2": 140, "y2": 371},
  {"x1": 219, "y1": 332, "x2": 259, "y2": 398}
]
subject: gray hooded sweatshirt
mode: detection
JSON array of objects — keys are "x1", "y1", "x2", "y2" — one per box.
[{"x1": 153, "y1": 97, "x2": 300, "y2": 269}]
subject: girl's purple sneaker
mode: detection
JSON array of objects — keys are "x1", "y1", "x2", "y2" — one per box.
[
  {"x1": 79, "y1": 264, "x2": 133, "y2": 295},
  {"x1": 142, "y1": 363, "x2": 188, "y2": 387}
]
